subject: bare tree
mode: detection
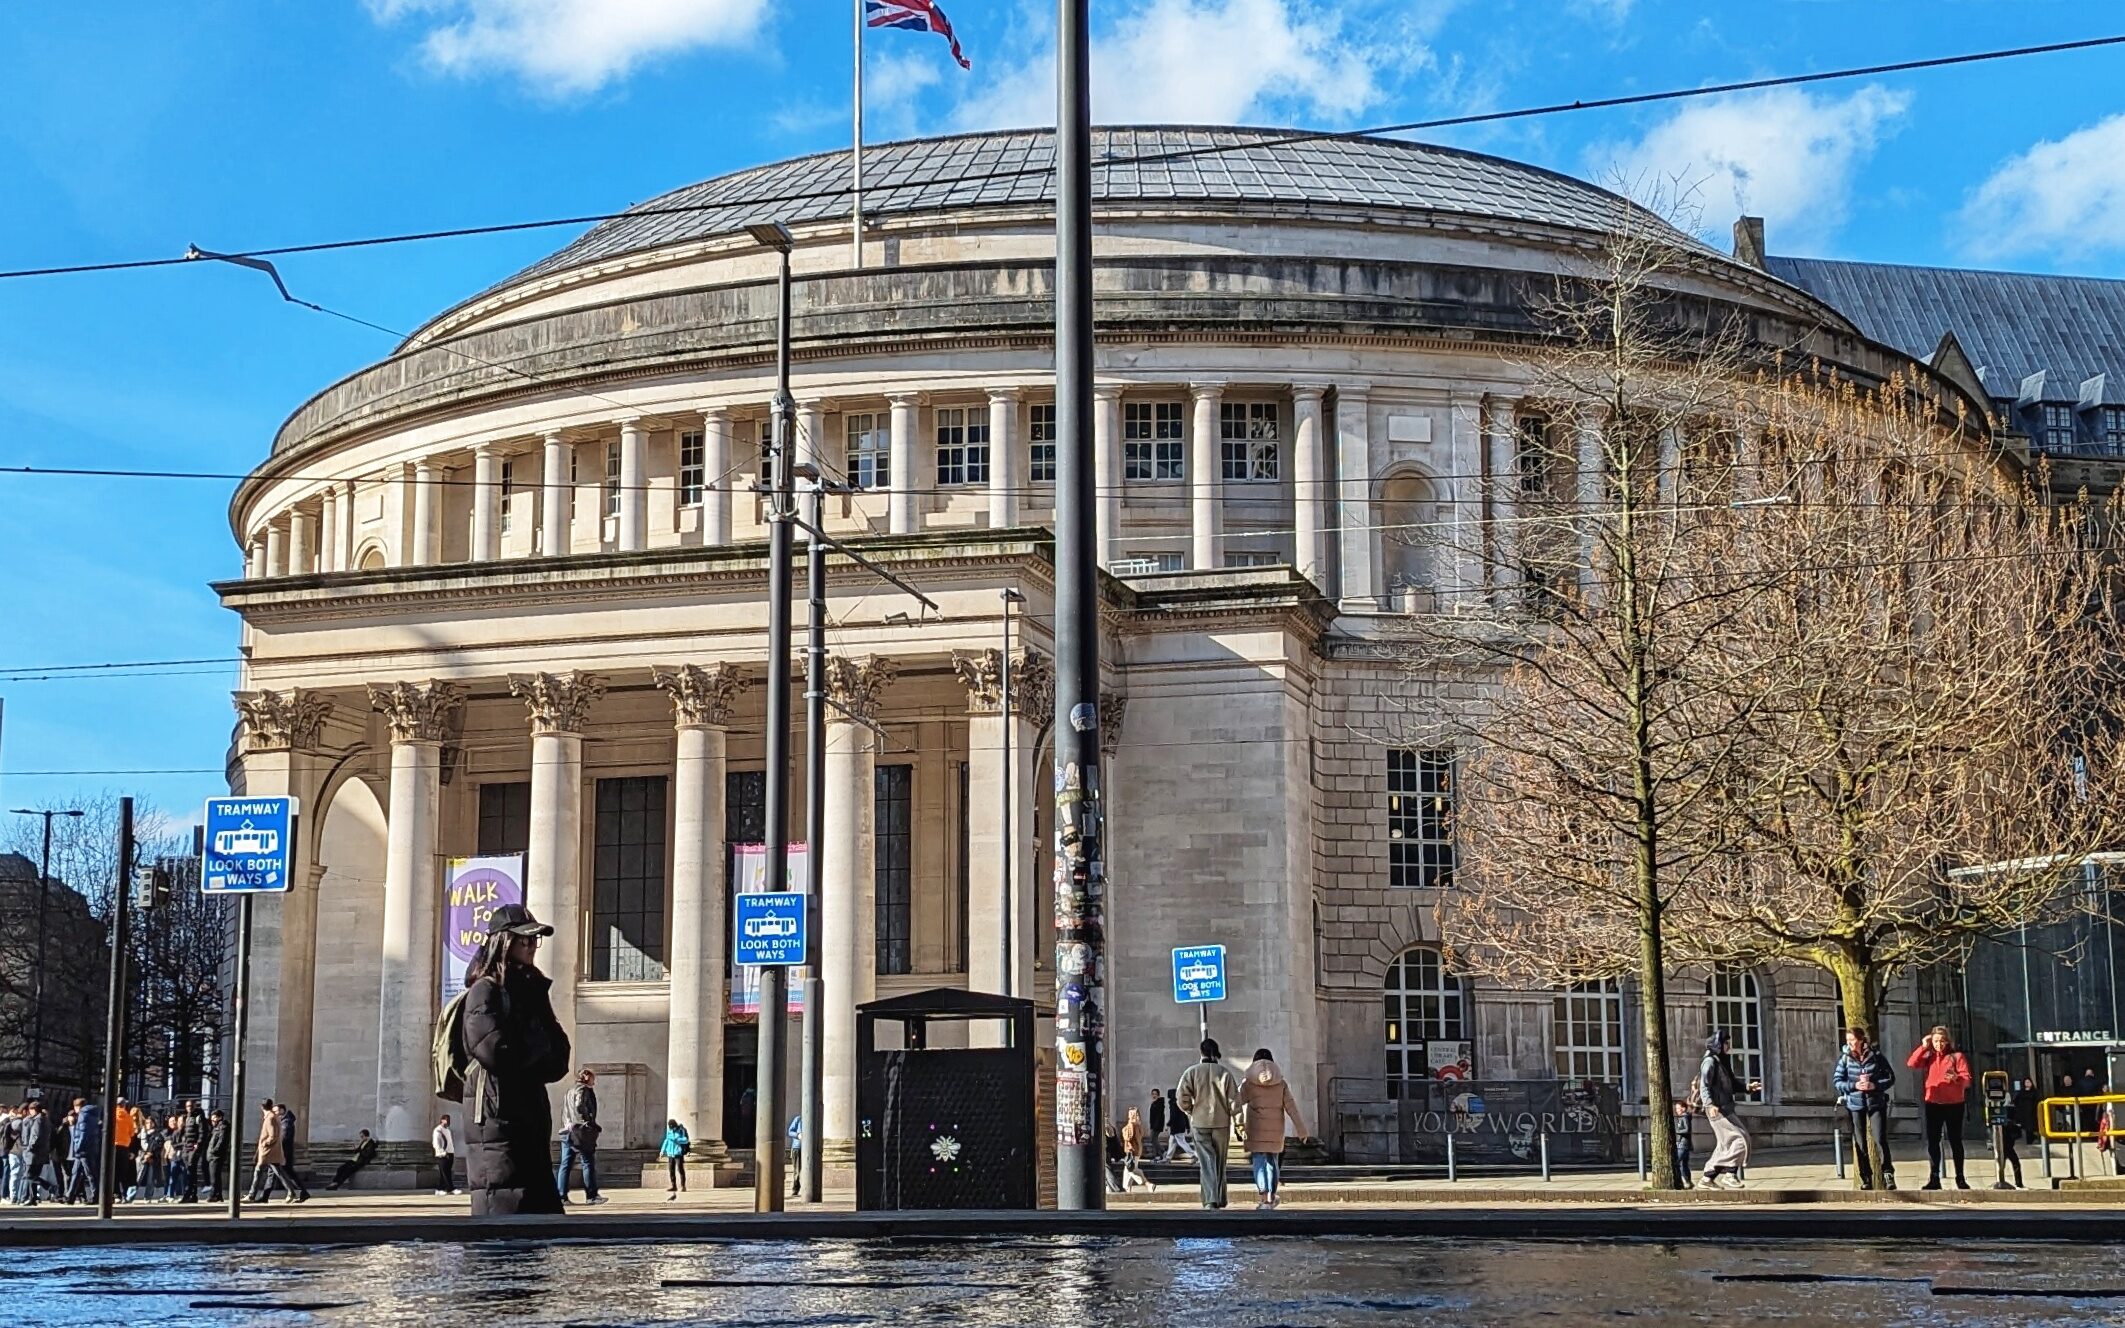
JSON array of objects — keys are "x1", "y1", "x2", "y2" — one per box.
[
  {"x1": 1426, "y1": 192, "x2": 1773, "y2": 1188},
  {"x1": 1680, "y1": 379, "x2": 2125, "y2": 1042}
]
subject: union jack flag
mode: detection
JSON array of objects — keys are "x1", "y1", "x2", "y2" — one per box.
[{"x1": 866, "y1": 0, "x2": 971, "y2": 70}]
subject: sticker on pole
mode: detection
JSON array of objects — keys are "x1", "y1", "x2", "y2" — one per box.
[
  {"x1": 200, "y1": 796, "x2": 298, "y2": 894},
  {"x1": 734, "y1": 891, "x2": 808, "y2": 967},
  {"x1": 1172, "y1": 944, "x2": 1226, "y2": 1004}
]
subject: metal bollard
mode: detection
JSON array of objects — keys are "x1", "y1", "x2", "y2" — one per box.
[
  {"x1": 1833, "y1": 1127, "x2": 1846, "y2": 1181},
  {"x1": 2041, "y1": 1136, "x2": 2053, "y2": 1179},
  {"x1": 1540, "y1": 1129, "x2": 1551, "y2": 1182},
  {"x1": 1636, "y1": 1130, "x2": 1647, "y2": 1182},
  {"x1": 1446, "y1": 1131, "x2": 1457, "y2": 1183}
]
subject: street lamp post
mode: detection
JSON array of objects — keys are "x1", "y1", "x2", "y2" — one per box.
[
  {"x1": 796, "y1": 461, "x2": 828, "y2": 1204},
  {"x1": 1000, "y1": 587, "x2": 1026, "y2": 995},
  {"x1": 746, "y1": 219, "x2": 798, "y2": 1214},
  {"x1": 11, "y1": 806, "x2": 85, "y2": 1089}
]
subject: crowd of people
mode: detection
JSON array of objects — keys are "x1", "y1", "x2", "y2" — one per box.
[
  {"x1": 2, "y1": 1096, "x2": 232, "y2": 1206},
  {"x1": 1105, "y1": 1039, "x2": 1315, "y2": 1210}
]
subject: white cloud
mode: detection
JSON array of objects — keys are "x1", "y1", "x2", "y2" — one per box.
[
  {"x1": 1958, "y1": 113, "x2": 2125, "y2": 263},
  {"x1": 1590, "y1": 85, "x2": 1910, "y2": 250},
  {"x1": 368, "y1": 0, "x2": 766, "y2": 94},
  {"x1": 952, "y1": 0, "x2": 1394, "y2": 132}
]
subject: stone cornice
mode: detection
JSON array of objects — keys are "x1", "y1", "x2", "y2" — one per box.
[{"x1": 651, "y1": 662, "x2": 748, "y2": 727}]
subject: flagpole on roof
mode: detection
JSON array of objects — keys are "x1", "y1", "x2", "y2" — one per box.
[{"x1": 851, "y1": 0, "x2": 865, "y2": 270}]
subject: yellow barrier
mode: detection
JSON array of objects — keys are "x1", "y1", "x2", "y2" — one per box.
[{"x1": 2037, "y1": 1093, "x2": 2125, "y2": 1141}]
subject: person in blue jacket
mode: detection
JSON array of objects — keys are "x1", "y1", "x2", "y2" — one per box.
[{"x1": 1833, "y1": 1025, "x2": 1898, "y2": 1190}]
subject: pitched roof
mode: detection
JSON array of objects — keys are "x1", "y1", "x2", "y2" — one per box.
[
  {"x1": 503, "y1": 126, "x2": 1702, "y2": 290},
  {"x1": 1766, "y1": 255, "x2": 2125, "y2": 407}
]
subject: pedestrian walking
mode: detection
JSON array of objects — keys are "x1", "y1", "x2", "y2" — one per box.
[
  {"x1": 1148, "y1": 1088, "x2": 1169, "y2": 1152},
  {"x1": 1834, "y1": 1025, "x2": 1897, "y2": 1191},
  {"x1": 1670, "y1": 1090, "x2": 1695, "y2": 1188},
  {"x1": 787, "y1": 1113, "x2": 802, "y2": 1196},
  {"x1": 1119, "y1": 1106, "x2": 1154, "y2": 1192},
  {"x1": 110, "y1": 1098, "x2": 135, "y2": 1202},
  {"x1": 63, "y1": 1098, "x2": 100, "y2": 1204},
  {"x1": 1907, "y1": 1026, "x2": 1972, "y2": 1189},
  {"x1": 1174, "y1": 1038, "x2": 1242, "y2": 1209},
  {"x1": 432, "y1": 1115, "x2": 459, "y2": 1195},
  {"x1": 460, "y1": 903, "x2": 571, "y2": 1216},
  {"x1": 1236, "y1": 1047, "x2": 1307, "y2": 1209},
  {"x1": 1986, "y1": 1081, "x2": 2024, "y2": 1189},
  {"x1": 203, "y1": 1109, "x2": 230, "y2": 1204},
  {"x1": 0, "y1": 1106, "x2": 20, "y2": 1204},
  {"x1": 326, "y1": 1129, "x2": 380, "y2": 1190},
  {"x1": 1697, "y1": 1030, "x2": 1761, "y2": 1190},
  {"x1": 249, "y1": 1099, "x2": 306, "y2": 1203},
  {"x1": 176, "y1": 1101, "x2": 204, "y2": 1203},
  {"x1": 660, "y1": 1119, "x2": 690, "y2": 1198},
  {"x1": 1161, "y1": 1096, "x2": 1195, "y2": 1161},
  {"x1": 275, "y1": 1102, "x2": 310, "y2": 1199},
  {"x1": 20, "y1": 1101, "x2": 53, "y2": 1205},
  {"x1": 136, "y1": 1111, "x2": 166, "y2": 1202},
  {"x1": 557, "y1": 1069, "x2": 605, "y2": 1205}
]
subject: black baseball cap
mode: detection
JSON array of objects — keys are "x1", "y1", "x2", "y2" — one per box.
[{"x1": 487, "y1": 904, "x2": 554, "y2": 938}]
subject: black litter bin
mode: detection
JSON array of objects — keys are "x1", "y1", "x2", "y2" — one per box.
[{"x1": 855, "y1": 987, "x2": 1036, "y2": 1210}]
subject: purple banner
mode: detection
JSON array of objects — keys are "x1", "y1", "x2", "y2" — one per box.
[{"x1": 443, "y1": 854, "x2": 524, "y2": 1005}]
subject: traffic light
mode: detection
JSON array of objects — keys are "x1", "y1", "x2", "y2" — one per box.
[{"x1": 131, "y1": 862, "x2": 172, "y2": 911}]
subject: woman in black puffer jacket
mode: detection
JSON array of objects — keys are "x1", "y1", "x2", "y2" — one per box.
[{"x1": 461, "y1": 904, "x2": 571, "y2": 1216}]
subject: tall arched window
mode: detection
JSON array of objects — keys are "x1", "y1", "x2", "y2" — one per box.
[
  {"x1": 1553, "y1": 979, "x2": 1625, "y2": 1084},
  {"x1": 1384, "y1": 945, "x2": 1467, "y2": 1097},
  {"x1": 1706, "y1": 965, "x2": 1765, "y2": 1101}
]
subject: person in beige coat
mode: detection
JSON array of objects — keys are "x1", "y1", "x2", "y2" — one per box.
[
  {"x1": 247, "y1": 1099, "x2": 305, "y2": 1203},
  {"x1": 1238, "y1": 1048, "x2": 1308, "y2": 1208}
]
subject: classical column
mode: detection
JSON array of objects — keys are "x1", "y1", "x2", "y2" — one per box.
[
  {"x1": 1189, "y1": 383, "x2": 1225, "y2": 570},
  {"x1": 247, "y1": 537, "x2": 266, "y2": 580},
  {"x1": 338, "y1": 482, "x2": 357, "y2": 571},
  {"x1": 617, "y1": 419, "x2": 647, "y2": 552},
  {"x1": 1447, "y1": 392, "x2": 1484, "y2": 605},
  {"x1": 231, "y1": 688, "x2": 334, "y2": 1123},
  {"x1": 794, "y1": 401, "x2": 825, "y2": 477},
  {"x1": 653, "y1": 663, "x2": 748, "y2": 1162},
  {"x1": 887, "y1": 394, "x2": 921, "y2": 535},
  {"x1": 540, "y1": 433, "x2": 569, "y2": 556},
  {"x1": 953, "y1": 648, "x2": 1046, "y2": 1029},
  {"x1": 510, "y1": 671, "x2": 605, "y2": 1055},
  {"x1": 471, "y1": 443, "x2": 501, "y2": 562},
  {"x1": 821, "y1": 655, "x2": 895, "y2": 1161},
  {"x1": 1093, "y1": 385, "x2": 1122, "y2": 568},
  {"x1": 288, "y1": 507, "x2": 317, "y2": 575},
  {"x1": 412, "y1": 460, "x2": 438, "y2": 565},
  {"x1": 1486, "y1": 396, "x2": 1520, "y2": 598},
  {"x1": 1336, "y1": 384, "x2": 1375, "y2": 608},
  {"x1": 1291, "y1": 385, "x2": 1327, "y2": 590},
  {"x1": 319, "y1": 487, "x2": 340, "y2": 574},
  {"x1": 365, "y1": 680, "x2": 462, "y2": 1143},
  {"x1": 265, "y1": 521, "x2": 288, "y2": 577},
  {"x1": 700, "y1": 410, "x2": 733, "y2": 546},
  {"x1": 988, "y1": 387, "x2": 1020, "y2": 529}
]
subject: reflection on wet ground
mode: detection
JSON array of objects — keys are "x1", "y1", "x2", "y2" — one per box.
[{"x1": 5, "y1": 1236, "x2": 2124, "y2": 1325}]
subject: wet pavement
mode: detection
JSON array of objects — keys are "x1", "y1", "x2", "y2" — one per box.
[{"x1": 5, "y1": 1235, "x2": 2125, "y2": 1325}]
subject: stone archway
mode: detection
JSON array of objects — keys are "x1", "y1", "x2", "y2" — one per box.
[{"x1": 307, "y1": 774, "x2": 388, "y2": 1143}]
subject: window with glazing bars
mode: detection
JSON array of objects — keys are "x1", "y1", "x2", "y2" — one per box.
[
  {"x1": 679, "y1": 430, "x2": 705, "y2": 506},
  {"x1": 1127, "y1": 550, "x2": 1185, "y2": 572},
  {"x1": 846, "y1": 412, "x2": 889, "y2": 490},
  {"x1": 1225, "y1": 550, "x2": 1281, "y2": 568},
  {"x1": 876, "y1": 764, "x2": 913, "y2": 975},
  {"x1": 592, "y1": 775, "x2": 667, "y2": 982},
  {"x1": 724, "y1": 770, "x2": 766, "y2": 983},
  {"x1": 1387, "y1": 749, "x2": 1454, "y2": 888},
  {"x1": 476, "y1": 781, "x2": 531, "y2": 856},
  {"x1": 1706, "y1": 965, "x2": 1765, "y2": 1101},
  {"x1": 603, "y1": 441, "x2": 621, "y2": 517},
  {"x1": 1029, "y1": 403, "x2": 1057, "y2": 483},
  {"x1": 935, "y1": 407, "x2": 991, "y2": 485},
  {"x1": 2105, "y1": 407, "x2": 2125, "y2": 455},
  {"x1": 2042, "y1": 403, "x2": 2077, "y2": 453},
  {"x1": 499, "y1": 459, "x2": 514, "y2": 534},
  {"x1": 1123, "y1": 402, "x2": 1184, "y2": 480},
  {"x1": 1553, "y1": 979, "x2": 1626, "y2": 1083},
  {"x1": 1384, "y1": 945, "x2": 1463, "y2": 1097},
  {"x1": 1220, "y1": 401, "x2": 1279, "y2": 480},
  {"x1": 1516, "y1": 416, "x2": 1550, "y2": 495}
]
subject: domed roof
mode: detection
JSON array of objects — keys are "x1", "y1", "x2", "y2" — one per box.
[{"x1": 504, "y1": 125, "x2": 1698, "y2": 289}]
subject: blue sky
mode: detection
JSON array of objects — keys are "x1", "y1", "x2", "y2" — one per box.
[{"x1": 4, "y1": 0, "x2": 2124, "y2": 835}]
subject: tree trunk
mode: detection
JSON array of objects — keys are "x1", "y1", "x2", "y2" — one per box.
[
  {"x1": 1823, "y1": 945, "x2": 1885, "y2": 1189},
  {"x1": 1638, "y1": 897, "x2": 1677, "y2": 1188}
]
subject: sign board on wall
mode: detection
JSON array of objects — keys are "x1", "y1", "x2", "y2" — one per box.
[
  {"x1": 442, "y1": 854, "x2": 525, "y2": 1005},
  {"x1": 200, "y1": 796, "x2": 298, "y2": 894},
  {"x1": 730, "y1": 842, "x2": 807, "y2": 1017}
]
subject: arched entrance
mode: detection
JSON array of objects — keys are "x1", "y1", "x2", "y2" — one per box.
[{"x1": 307, "y1": 775, "x2": 388, "y2": 1143}]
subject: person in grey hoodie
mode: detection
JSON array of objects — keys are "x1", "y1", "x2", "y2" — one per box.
[{"x1": 1697, "y1": 1030, "x2": 1762, "y2": 1189}]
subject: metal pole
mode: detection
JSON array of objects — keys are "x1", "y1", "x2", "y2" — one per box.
[
  {"x1": 850, "y1": 0, "x2": 863, "y2": 270},
  {"x1": 1445, "y1": 1130, "x2": 1457, "y2": 1182},
  {"x1": 752, "y1": 240, "x2": 797, "y2": 1214},
  {"x1": 1050, "y1": 0, "x2": 1105, "y2": 1213},
  {"x1": 1197, "y1": 1005, "x2": 1207, "y2": 1042},
  {"x1": 95, "y1": 797, "x2": 134, "y2": 1219},
  {"x1": 1635, "y1": 1130, "x2": 1646, "y2": 1182},
  {"x1": 29, "y1": 812, "x2": 55, "y2": 1087},
  {"x1": 1000, "y1": 602, "x2": 1013, "y2": 995},
  {"x1": 1833, "y1": 1127, "x2": 1846, "y2": 1180},
  {"x1": 1539, "y1": 1129, "x2": 1550, "y2": 1182},
  {"x1": 227, "y1": 894, "x2": 253, "y2": 1218},
  {"x1": 799, "y1": 475, "x2": 827, "y2": 1204}
]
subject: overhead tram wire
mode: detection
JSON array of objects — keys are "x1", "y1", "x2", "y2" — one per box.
[{"x1": 2, "y1": 34, "x2": 2121, "y2": 284}]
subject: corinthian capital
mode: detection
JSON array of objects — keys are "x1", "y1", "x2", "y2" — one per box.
[
  {"x1": 652, "y1": 663, "x2": 748, "y2": 727},
  {"x1": 508, "y1": 670, "x2": 606, "y2": 736},
  {"x1": 824, "y1": 655, "x2": 897, "y2": 723},
  {"x1": 953, "y1": 648, "x2": 1052, "y2": 717},
  {"x1": 1099, "y1": 690, "x2": 1127, "y2": 758},
  {"x1": 233, "y1": 688, "x2": 334, "y2": 753},
  {"x1": 367, "y1": 680, "x2": 464, "y2": 745}
]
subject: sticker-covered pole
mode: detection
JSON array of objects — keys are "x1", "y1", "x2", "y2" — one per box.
[
  {"x1": 1051, "y1": 0, "x2": 1105, "y2": 1212},
  {"x1": 227, "y1": 892, "x2": 253, "y2": 1219}
]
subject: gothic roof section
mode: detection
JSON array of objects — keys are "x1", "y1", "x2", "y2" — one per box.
[
  {"x1": 1767, "y1": 254, "x2": 2125, "y2": 407},
  {"x1": 504, "y1": 126, "x2": 1701, "y2": 289}
]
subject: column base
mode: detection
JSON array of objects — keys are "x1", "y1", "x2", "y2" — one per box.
[
  {"x1": 689, "y1": 1139, "x2": 732, "y2": 1165},
  {"x1": 823, "y1": 1138, "x2": 857, "y2": 1166}
]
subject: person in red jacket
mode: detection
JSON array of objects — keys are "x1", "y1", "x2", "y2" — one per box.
[{"x1": 1907, "y1": 1025, "x2": 1973, "y2": 1189}]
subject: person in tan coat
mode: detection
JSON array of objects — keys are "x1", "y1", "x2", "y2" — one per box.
[
  {"x1": 1238, "y1": 1048, "x2": 1308, "y2": 1209},
  {"x1": 247, "y1": 1099, "x2": 305, "y2": 1203}
]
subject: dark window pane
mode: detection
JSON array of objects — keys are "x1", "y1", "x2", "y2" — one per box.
[
  {"x1": 591, "y1": 775, "x2": 669, "y2": 981},
  {"x1": 477, "y1": 782, "x2": 532, "y2": 857},
  {"x1": 875, "y1": 764, "x2": 913, "y2": 975}
]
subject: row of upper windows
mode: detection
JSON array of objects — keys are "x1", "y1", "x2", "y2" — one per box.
[{"x1": 2034, "y1": 403, "x2": 2125, "y2": 455}]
